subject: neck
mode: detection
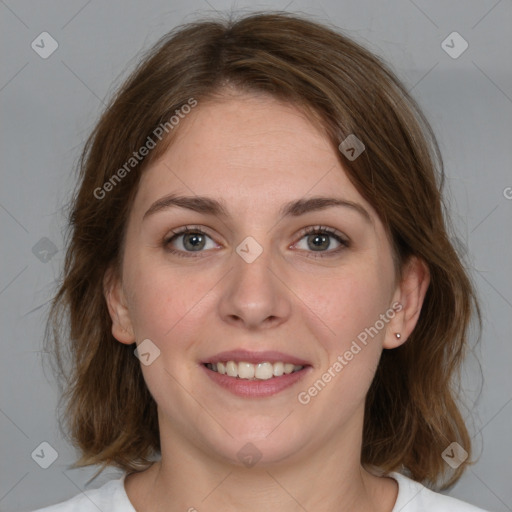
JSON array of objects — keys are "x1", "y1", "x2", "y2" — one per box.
[{"x1": 125, "y1": 413, "x2": 398, "y2": 512}]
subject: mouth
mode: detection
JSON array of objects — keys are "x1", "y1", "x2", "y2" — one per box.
[
  {"x1": 201, "y1": 350, "x2": 311, "y2": 398},
  {"x1": 204, "y1": 361, "x2": 304, "y2": 380}
]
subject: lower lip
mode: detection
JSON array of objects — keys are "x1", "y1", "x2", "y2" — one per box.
[{"x1": 202, "y1": 364, "x2": 311, "y2": 398}]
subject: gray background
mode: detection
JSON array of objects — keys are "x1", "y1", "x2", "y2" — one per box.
[{"x1": 1, "y1": 0, "x2": 511, "y2": 511}]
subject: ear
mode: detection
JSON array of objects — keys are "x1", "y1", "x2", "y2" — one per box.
[
  {"x1": 103, "y1": 267, "x2": 136, "y2": 345},
  {"x1": 383, "y1": 256, "x2": 430, "y2": 349}
]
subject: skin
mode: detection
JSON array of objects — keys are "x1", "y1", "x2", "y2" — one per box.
[{"x1": 105, "y1": 90, "x2": 430, "y2": 512}]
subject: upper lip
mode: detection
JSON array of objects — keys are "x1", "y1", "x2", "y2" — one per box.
[{"x1": 203, "y1": 349, "x2": 311, "y2": 366}]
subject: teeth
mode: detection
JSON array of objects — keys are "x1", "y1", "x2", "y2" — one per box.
[
  {"x1": 255, "y1": 362, "x2": 274, "y2": 380},
  {"x1": 273, "y1": 361, "x2": 284, "y2": 376},
  {"x1": 226, "y1": 361, "x2": 237, "y2": 377},
  {"x1": 238, "y1": 362, "x2": 255, "y2": 379},
  {"x1": 284, "y1": 363, "x2": 295, "y2": 374},
  {"x1": 206, "y1": 361, "x2": 304, "y2": 380}
]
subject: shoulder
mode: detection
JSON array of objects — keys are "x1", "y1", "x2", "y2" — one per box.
[
  {"x1": 30, "y1": 474, "x2": 135, "y2": 512},
  {"x1": 390, "y1": 472, "x2": 489, "y2": 512}
]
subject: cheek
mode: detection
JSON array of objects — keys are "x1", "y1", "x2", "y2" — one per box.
[
  {"x1": 299, "y1": 260, "x2": 394, "y2": 346},
  {"x1": 296, "y1": 253, "x2": 395, "y2": 400},
  {"x1": 122, "y1": 253, "x2": 214, "y2": 344}
]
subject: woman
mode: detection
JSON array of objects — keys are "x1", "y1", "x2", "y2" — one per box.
[{"x1": 36, "y1": 11, "x2": 487, "y2": 512}]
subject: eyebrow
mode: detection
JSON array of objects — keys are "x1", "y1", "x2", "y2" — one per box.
[{"x1": 143, "y1": 193, "x2": 372, "y2": 224}]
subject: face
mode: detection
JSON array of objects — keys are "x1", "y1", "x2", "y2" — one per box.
[{"x1": 107, "y1": 91, "x2": 423, "y2": 468}]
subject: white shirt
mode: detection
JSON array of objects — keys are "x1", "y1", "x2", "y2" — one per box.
[{"x1": 31, "y1": 471, "x2": 489, "y2": 511}]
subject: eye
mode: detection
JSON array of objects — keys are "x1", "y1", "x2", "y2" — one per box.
[
  {"x1": 163, "y1": 226, "x2": 218, "y2": 256},
  {"x1": 293, "y1": 226, "x2": 349, "y2": 257},
  {"x1": 163, "y1": 225, "x2": 349, "y2": 259}
]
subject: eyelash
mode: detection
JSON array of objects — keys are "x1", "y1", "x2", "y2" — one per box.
[{"x1": 162, "y1": 225, "x2": 350, "y2": 259}]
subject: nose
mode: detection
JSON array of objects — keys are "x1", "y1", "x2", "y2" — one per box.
[{"x1": 217, "y1": 241, "x2": 292, "y2": 331}]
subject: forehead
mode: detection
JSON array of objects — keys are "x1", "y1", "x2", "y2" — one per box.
[{"x1": 132, "y1": 93, "x2": 377, "y2": 222}]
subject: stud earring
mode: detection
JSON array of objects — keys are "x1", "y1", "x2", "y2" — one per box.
[{"x1": 395, "y1": 333, "x2": 401, "y2": 339}]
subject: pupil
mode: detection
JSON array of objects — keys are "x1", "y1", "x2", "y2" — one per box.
[
  {"x1": 184, "y1": 233, "x2": 205, "y2": 251},
  {"x1": 309, "y1": 233, "x2": 329, "y2": 251}
]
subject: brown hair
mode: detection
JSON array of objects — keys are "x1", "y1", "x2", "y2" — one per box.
[{"x1": 46, "y1": 11, "x2": 480, "y2": 489}]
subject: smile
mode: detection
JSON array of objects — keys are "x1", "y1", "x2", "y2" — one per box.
[{"x1": 205, "y1": 361, "x2": 304, "y2": 380}]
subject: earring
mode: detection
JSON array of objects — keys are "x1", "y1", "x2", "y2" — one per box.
[{"x1": 395, "y1": 333, "x2": 401, "y2": 339}]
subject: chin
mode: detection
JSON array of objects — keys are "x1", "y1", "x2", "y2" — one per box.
[{"x1": 199, "y1": 416, "x2": 311, "y2": 468}]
